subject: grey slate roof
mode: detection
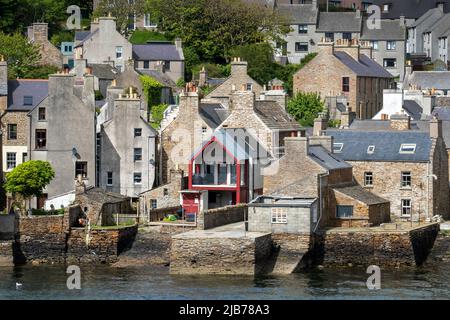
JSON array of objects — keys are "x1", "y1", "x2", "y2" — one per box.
[
  {"x1": 75, "y1": 31, "x2": 91, "y2": 42},
  {"x1": 326, "y1": 130, "x2": 432, "y2": 162},
  {"x1": 432, "y1": 107, "x2": 450, "y2": 120},
  {"x1": 277, "y1": 4, "x2": 318, "y2": 24},
  {"x1": 132, "y1": 43, "x2": 183, "y2": 61},
  {"x1": 372, "y1": 0, "x2": 450, "y2": 19},
  {"x1": 333, "y1": 185, "x2": 389, "y2": 205},
  {"x1": 309, "y1": 145, "x2": 352, "y2": 170},
  {"x1": 136, "y1": 69, "x2": 176, "y2": 88},
  {"x1": 254, "y1": 100, "x2": 304, "y2": 131},
  {"x1": 334, "y1": 51, "x2": 394, "y2": 78},
  {"x1": 403, "y1": 100, "x2": 423, "y2": 120},
  {"x1": 424, "y1": 13, "x2": 450, "y2": 33},
  {"x1": 7, "y1": 80, "x2": 48, "y2": 111},
  {"x1": 361, "y1": 18, "x2": 406, "y2": 41},
  {"x1": 90, "y1": 64, "x2": 119, "y2": 80},
  {"x1": 408, "y1": 71, "x2": 450, "y2": 90},
  {"x1": 199, "y1": 103, "x2": 230, "y2": 129},
  {"x1": 316, "y1": 12, "x2": 362, "y2": 32},
  {"x1": 74, "y1": 29, "x2": 98, "y2": 47}
]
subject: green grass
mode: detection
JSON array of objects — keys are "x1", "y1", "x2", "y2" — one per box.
[
  {"x1": 31, "y1": 208, "x2": 64, "y2": 216},
  {"x1": 129, "y1": 30, "x2": 170, "y2": 44}
]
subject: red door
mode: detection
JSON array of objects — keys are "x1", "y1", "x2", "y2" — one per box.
[{"x1": 182, "y1": 193, "x2": 200, "y2": 215}]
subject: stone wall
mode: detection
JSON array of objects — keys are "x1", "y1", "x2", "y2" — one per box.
[
  {"x1": 170, "y1": 233, "x2": 272, "y2": 275},
  {"x1": 197, "y1": 204, "x2": 248, "y2": 230},
  {"x1": 66, "y1": 225, "x2": 137, "y2": 264},
  {"x1": 0, "y1": 214, "x2": 15, "y2": 240},
  {"x1": 312, "y1": 223, "x2": 439, "y2": 267},
  {"x1": 15, "y1": 215, "x2": 67, "y2": 264},
  {"x1": 0, "y1": 240, "x2": 13, "y2": 266}
]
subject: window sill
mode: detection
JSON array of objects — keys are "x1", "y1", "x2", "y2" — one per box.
[
  {"x1": 34, "y1": 149, "x2": 48, "y2": 151},
  {"x1": 400, "y1": 187, "x2": 412, "y2": 190},
  {"x1": 364, "y1": 185, "x2": 374, "y2": 189}
]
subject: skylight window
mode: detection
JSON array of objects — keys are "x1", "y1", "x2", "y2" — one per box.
[
  {"x1": 367, "y1": 145, "x2": 376, "y2": 154},
  {"x1": 399, "y1": 144, "x2": 416, "y2": 154},
  {"x1": 23, "y1": 96, "x2": 33, "y2": 106},
  {"x1": 333, "y1": 143, "x2": 344, "y2": 153}
]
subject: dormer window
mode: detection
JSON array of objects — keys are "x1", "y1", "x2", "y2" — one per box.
[
  {"x1": 367, "y1": 145, "x2": 376, "y2": 154},
  {"x1": 23, "y1": 96, "x2": 33, "y2": 106},
  {"x1": 383, "y1": 3, "x2": 391, "y2": 12},
  {"x1": 333, "y1": 143, "x2": 344, "y2": 153},
  {"x1": 399, "y1": 144, "x2": 416, "y2": 154}
]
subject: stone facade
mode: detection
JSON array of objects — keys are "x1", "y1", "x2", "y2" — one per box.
[
  {"x1": 0, "y1": 111, "x2": 28, "y2": 174},
  {"x1": 170, "y1": 232, "x2": 272, "y2": 275},
  {"x1": 27, "y1": 23, "x2": 63, "y2": 68},
  {"x1": 293, "y1": 41, "x2": 392, "y2": 119},
  {"x1": 205, "y1": 59, "x2": 263, "y2": 101},
  {"x1": 313, "y1": 223, "x2": 440, "y2": 267},
  {"x1": 140, "y1": 169, "x2": 186, "y2": 212}
]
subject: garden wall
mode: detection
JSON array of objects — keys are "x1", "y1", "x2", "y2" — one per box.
[{"x1": 197, "y1": 205, "x2": 248, "y2": 230}]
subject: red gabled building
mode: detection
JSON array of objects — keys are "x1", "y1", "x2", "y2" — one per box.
[{"x1": 181, "y1": 130, "x2": 268, "y2": 216}]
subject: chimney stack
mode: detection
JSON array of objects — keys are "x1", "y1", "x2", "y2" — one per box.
[
  {"x1": 0, "y1": 57, "x2": 7, "y2": 96},
  {"x1": 199, "y1": 66, "x2": 207, "y2": 87},
  {"x1": 230, "y1": 58, "x2": 248, "y2": 76},
  {"x1": 390, "y1": 114, "x2": 411, "y2": 131},
  {"x1": 313, "y1": 113, "x2": 328, "y2": 136},
  {"x1": 231, "y1": 89, "x2": 255, "y2": 111},
  {"x1": 175, "y1": 38, "x2": 182, "y2": 50},
  {"x1": 28, "y1": 23, "x2": 49, "y2": 43},
  {"x1": 430, "y1": 116, "x2": 443, "y2": 139},
  {"x1": 284, "y1": 137, "x2": 309, "y2": 158},
  {"x1": 334, "y1": 38, "x2": 360, "y2": 61}
]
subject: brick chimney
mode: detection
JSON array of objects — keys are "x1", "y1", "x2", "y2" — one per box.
[
  {"x1": 422, "y1": 94, "x2": 436, "y2": 116},
  {"x1": 340, "y1": 107, "x2": 356, "y2": 128},
  {"x1": 91, "y1": 18, "x2": 99, "y2": 33},
  {"x1": 175, "y1": 38, "x2": 182, "y2": 50},
  {"x1": 310, "y1": 113, "x2": 333, "y2": 151},
  {"x1": 99, "y1": 16, "x2": 117, "y2": 35},
  {"x1": 390, "y1": 114, "x2": 411, "y2": 131},
  {"x1": 317, "y1": 39, "x2": 334, "y2": 55},
  {"x1": 230, "y1": 57, "x2": 248, "y2": 76},
  {"x1": 179, "y1": 84, "x2": 201, "y2": 121},
  {"x1": 430, "y1": 116, "x2": 442, "y2": 139},
  {"x1": 28, "y1": 23, "x2": 49, "y2": 43}
]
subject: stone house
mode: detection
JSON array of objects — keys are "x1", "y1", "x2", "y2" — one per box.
[
  {"x1": 293, "y1": 39, "x2": 394, "y2": 119},
  {"x1": 275, "y1": 2, "x2": 320, "y2": 64},
  {"x1": 98, "y1": 89, "x2": 157, "y2": 198},
  {"x1": 27, "y1": 23, "x2": 63, "y2": 68},
  {"x1": 74, "y1": 17, "x2": 133, "y2": 72},
  {"x1": 140, "y1": 169, "x2": 186, "y2": 213},
  {"x1": 407, "y1": 6, "x2": 446, "y2": 58},
  {"x1": 0, "y1": 60, "x2": 48, "y2": 176},
  {"x1": 372, "y1": 0, "x2": 450, "y2": 21},
  {"x1": 315, "y1": 11, "x2": 362, "y2": 44},
  {"x1": 132, "y1": 39, "x2": 185, "y2": 84},
  {"x1": 326, "y1": 115, "x2": 450, "y2": 220},
  {"x1": 204, "y1": 58, "x2": 264, "y2": 106},
  {"x1": 404, "y1": 70, "x2": 450, "y2": 95},
  {"x1": 361, "y1": 18, "x2": 407, "y2": 80},
  {"x1": 73, "y1": 178, "x2": 133, "y2": 227},
  {"x1": 27, "y1": 72, "x2": 96, "y2": 205},
  {"x1": 261, "y1": 131, "x2": 390, "y2": 230}
]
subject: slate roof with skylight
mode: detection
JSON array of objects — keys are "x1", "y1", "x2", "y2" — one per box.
[
  {"x1": 326, "y1": 130, "x2": 432, "y2": 162},
  {"x1": 7, "y1": 79, "x2": 49, "y2": 111}
]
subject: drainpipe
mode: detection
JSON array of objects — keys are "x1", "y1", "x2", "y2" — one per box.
[
  {"x1": 427, "y1": 160, "x2": 438, "y2": 221},
  {"x1": 314, "y1": 171, "x2": 330, "y2": 233}
]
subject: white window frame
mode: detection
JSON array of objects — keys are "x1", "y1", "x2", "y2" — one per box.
[
  {"x1": 364, "y1": 172, "x2": 373, "y2": 187},
  {"x1": 6, "y1": 152, "x2": 16, "y2": 170},
  {"x1": 144, "y1": 13, "x2": 157, "y2": 28},
  {"x1": 271, "y1": 208, "x2": 287, "y2": 224},
  {"x1": 134, "y1": 172, "x2": 142, "y2": 185},
  {"x1": 401, "y1": 171, "x2": 412, "y2": 188},
  {"x1": 401, "y1": 199, "x2": 412, "y2": 216},
  {"x1": 116, "y1": 46, "x2": 123, "y2": 59},
  {"x1": 387, "y1": 41, "x2": 396, "y2": 51},
  {"x1": 367, "y1": 145, "x2": 376, "y2": 154},
  {"x1": 333, "y1": 143, "x2": 344, "y2": 153},
  {"x1": 399, "y1": 144, "x2": 416, "y2": 154}
]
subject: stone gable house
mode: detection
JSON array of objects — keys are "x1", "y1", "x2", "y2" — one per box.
[
  {"x1": 326, "y1": 115, "x2": 450, "y2": 220},
  {"x1": 0, "y1": 60, "x2": 48, "y2": 177},
  {"x1": 27, "y1": 23, "x2": 63, "y2": 68},
  {"x1": 97, "y1": 89, "x2": 157, "y2": 198},
  {"x1": 293, "y1": 39, "x2": 394, "y2": 119},
  {"x1": 260, "y1": 131, "x2": 390, "y2": 231},
  {"x1": 132, "y1": 40, "x2": 185, "y2": 84},
  {"x1": 27, "y1": 72, "x2": 96, "y2": 205},
  {"x1": 74, "y1": 17, "x2": 133, "y2": 72}
]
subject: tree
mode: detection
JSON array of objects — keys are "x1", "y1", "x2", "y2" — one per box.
[
  {"x1": 94, "y1": 0, "x2": 148, "y2": 34},
  {"x1": 4, "y1": 161, "x2": 55, "y2": 211},
  {"x1": 0, "y1": 32, "x2": 41, "y2": 79},
  {"x1": 287, "y1": 92, "x2": 326, "y2": 127},
  {"x1": 147, "y1": 0, "x2": 289, "y2": 62}
]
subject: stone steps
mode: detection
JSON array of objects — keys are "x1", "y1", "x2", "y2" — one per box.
[
  {"x1": 269, "y1": 247, "x2": 307, "y2": 275},
  {"x1": 160, "y1": 106, "x2": 179, "y2": 132}
]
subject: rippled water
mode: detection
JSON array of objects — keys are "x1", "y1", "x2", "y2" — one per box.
[{"x1": 1, "y1": 263, "x2": 450, "y2": 300}]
